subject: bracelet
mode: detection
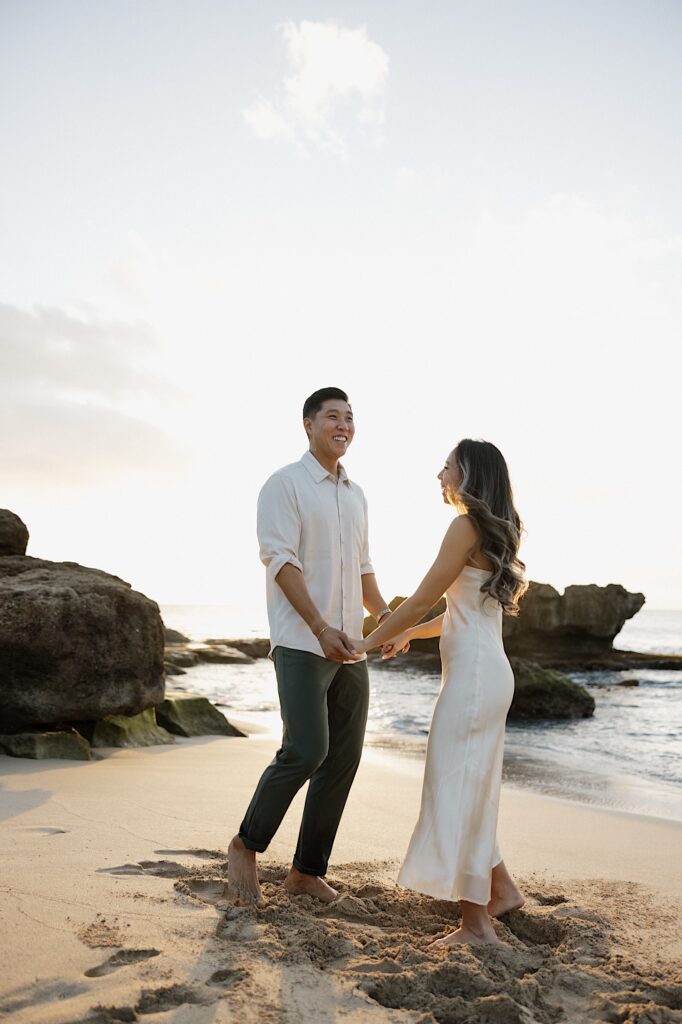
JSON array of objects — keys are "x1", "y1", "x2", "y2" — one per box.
[
  {"x1": 316, "y1": 624, "x2": 330, "y2": 640},
  {"x1": 377, "y1": 608, "x2": 392, "y2": 622}
]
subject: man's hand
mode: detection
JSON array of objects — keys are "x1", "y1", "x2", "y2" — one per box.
[{"x1": 318, "y1": 627, "x2": 361, "y2": 663}]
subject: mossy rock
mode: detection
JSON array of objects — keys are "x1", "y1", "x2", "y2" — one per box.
[
  {"x1": 92, "y1": 707, "x2": 175, "y2": 747},
  {"x1": 0, "y1": 729, "x2": 92, "y2": 760},
  {"x1": 156, "y1": 693, "x2": 247, "y2": 737},
  {"x1": 509, "y1": 658, "x2": 595, "y2": 719}
]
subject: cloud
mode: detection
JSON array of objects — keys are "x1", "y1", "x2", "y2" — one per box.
[
  {"x1": 243, "y1": 20, "x2": 389, "y2": 156},
  {"x1": 0, "y1": 303, "x2": 184, "y2": 486}
]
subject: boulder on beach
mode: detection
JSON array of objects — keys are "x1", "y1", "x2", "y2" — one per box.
[
  {"x1": 0, "y1": 729, "x2": 92, "y2": 760},
  {"x1": 508, "y1": 658, "x2": 595, "y2": 719},
  {"x1": 156, "y1": 692, "x2": 247, "y2": 737},
  {"x1": 0, "y1": 509, "x2": 29, "y2": 556},
  {"x1": 91, "y1": 708, "x2": 175, "y2": 748},
  {"x1": 0, "y1": 555, "x2": 165, "y2": 733}
]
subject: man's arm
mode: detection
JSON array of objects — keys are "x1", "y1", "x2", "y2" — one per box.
[
  {"x1": 361, "y1": 573, "x2": 392, "y2": 623},
  {"x1": 359, "y1": 492, "x2": 391, "y2": 625},
  {"x1": 276, "y1": 564, "x2": 359, "y2": 663}
]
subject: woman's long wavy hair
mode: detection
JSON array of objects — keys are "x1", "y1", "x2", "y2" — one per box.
[{"x1": 450, "y1": 439, "x2": 528, "y2": 615}]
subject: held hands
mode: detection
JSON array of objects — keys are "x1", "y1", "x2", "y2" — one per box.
[
  {"x1": 380, "y1": 632, "x2": 411, "y2": 660},
  {"x1": 317, "y1": 626, "x2": 362, "y2": 663},
  {"x1": 342, "y1": 632, "x2": 412, "y2": 660}
]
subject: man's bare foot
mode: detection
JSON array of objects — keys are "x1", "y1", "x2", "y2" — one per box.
[
  {"x1": 431, "y1": 924, "x2": 499, "y2": 947},
  {"x1": 284, "y1": 867, "x2": 338, "y2": 903},
  {"x1": 487, "y1": 886, "x2": 525, "y2": 918},
  {"x1": 227, "y1": 835, "x2": 264, "y2": 906}
]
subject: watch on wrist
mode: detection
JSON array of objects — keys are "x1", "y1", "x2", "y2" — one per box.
[{"x1": 377, "y1": 608, "x2": 392, "y2": 622}]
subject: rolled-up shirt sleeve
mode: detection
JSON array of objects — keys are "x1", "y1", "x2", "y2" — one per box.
[
  {"x1": 360, "y1": 492, "x2": 374, "y2": 576},
  {"x1": 257, "y1": 473, "x2": 303, "y2": 582}
]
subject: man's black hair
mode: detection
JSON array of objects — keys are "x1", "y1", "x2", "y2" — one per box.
[{"x1": 302, "y1": 387, "x2": 349, "y2": 420}]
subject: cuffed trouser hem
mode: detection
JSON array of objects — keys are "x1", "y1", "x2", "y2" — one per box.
[
  {"x1": 238, "y1": 831, "x2": 269, "y2": 854},
  {"x1": 292, "y1": 855, "x2": 325, "y2": 877}
]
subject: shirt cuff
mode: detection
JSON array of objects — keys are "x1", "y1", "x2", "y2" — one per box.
[
  {"x1": 360, "y1": 563, "x2": 375, "y2": 576},
  {"x1": 265, "y1": 552, "x2": 304, "y2": 582}
]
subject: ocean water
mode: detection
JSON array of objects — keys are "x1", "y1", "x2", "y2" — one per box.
[{"x1": 161, "y1": 605, "x2": 682, "y2": 822}]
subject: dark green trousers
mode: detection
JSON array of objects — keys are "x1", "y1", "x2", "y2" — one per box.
[{"x1": 239, "y1": 646, "x2": 370, "y2": 876}]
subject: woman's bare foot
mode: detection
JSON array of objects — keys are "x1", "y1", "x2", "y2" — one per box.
[
  {"x1": 488, "y1": 860, "x2": 525, "y2": 917},
  {"x1": 227, "y1": 835, "x2": 264, "y2": 906},
  {"x1": 431, "y1": 924, "x2": 499, "y2": 947},
  {"x1": 284, "y1": 867, "x2": 338, "y2": 903},
  {"x1": 487, "y1": 888, "x2": 525, "y2": 918}
]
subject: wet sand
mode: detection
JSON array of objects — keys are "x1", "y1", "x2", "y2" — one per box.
[{"x1": 1, "y1": 734, "x2": 681, "y2": 1023}]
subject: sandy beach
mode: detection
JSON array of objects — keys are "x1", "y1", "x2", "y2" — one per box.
[{"x1": 1, "y1": 731, "x2": 681, "y2": 1024}]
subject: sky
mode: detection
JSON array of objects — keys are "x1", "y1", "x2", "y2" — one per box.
[{"x1": 1, "y1": 0, "x2": 681, "y2": 624}]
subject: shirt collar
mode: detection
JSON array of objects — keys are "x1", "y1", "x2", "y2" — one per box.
[{"x1": 301, "y1": 450, "x2": 351, "y2": 486}]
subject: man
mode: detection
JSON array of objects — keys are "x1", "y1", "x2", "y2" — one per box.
[{"x1": 227, "y1": 387, "x2": 392, "y2": 904}]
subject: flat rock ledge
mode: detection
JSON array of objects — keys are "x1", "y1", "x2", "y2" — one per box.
[
  {"x1": 186, "y1": 643, "x2": 255, "y2": 665},
  {"x1": 0, "y1": 696, "x2": 246, "y2": 759},
  {"x1": 0, "y1": 729, "x2": 92, "y2": 760},
  {"x1": 157, "y1": 693, "x2": 247, "y2": 737},
  {"x1": 163, "y1": 627, "x2": 270, "y2": 661}
]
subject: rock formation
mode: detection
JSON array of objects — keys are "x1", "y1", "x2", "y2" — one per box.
[
  {"x1": 0, "y1": 509, "x2": 29, "y2": 556},
  {"x1": 503, "y1": 582, "x2": 645, "y2": 660},
  {"x1": 0, "y1": 551, "x2": 164, "y2": 733},
  {"x1": 0, "y1": 510, "x2": 251, "y2": 758}
]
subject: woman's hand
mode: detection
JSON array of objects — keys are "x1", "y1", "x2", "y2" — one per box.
[
  {"x1": 380, "y1": 632, "x2": 412, "y2": 660},
  {"x1": 348, "y1": 637, "x2": 369, "y2": 656}
]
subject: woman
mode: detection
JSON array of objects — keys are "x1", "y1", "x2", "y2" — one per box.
[{"x1": 353, "y1": 439, "x2": 528, "y2": 946}]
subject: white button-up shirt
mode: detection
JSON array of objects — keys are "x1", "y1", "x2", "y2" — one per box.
[{"x1": 257, "y1": 450, "x2": 374, "y2": 658}]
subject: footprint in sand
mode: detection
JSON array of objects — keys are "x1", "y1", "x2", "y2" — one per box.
[
  {"x1": 330, "y1": 894, "x2": 374, "y2": 918},
  {"x1": 84, "y1": 948, "x2": 160, "y2": 978},
  {"x1": 99, "y1": 860, "x2": 190, "y2": 878},
  {"x1": 178, "y1": 878, "x2": 229, "y2": 905},
  {"x1": 22, "y1": 826, "x2": 67, "y2": 835},
  {"x1": 135, "y1": 983, "x2": 213, "y2": 1014},
  {"x1": 154, "y1": 848, "x2": 222, "y2": 860},
  {"x1": 207, "y1": 967, "x2": 248, "y2": 987}
]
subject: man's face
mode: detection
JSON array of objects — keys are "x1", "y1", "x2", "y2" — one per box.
[{"x1": 305, "y1": 399, "x2": 355, "y2": 460}]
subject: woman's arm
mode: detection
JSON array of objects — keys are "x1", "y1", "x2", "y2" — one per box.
[
  {"x1": 357, "y1": 516, "x2": 478, "y2": 652},
  {"x1": 380, "y1": 613, "x2": 445, "y2": 661},
  {"x1": 406, "y1": 612, "x2": 445, "y2": 640}
]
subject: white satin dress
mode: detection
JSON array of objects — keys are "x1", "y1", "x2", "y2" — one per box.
[{"x1": 397, "y1": 566, "x2": 514, "y2": 906}]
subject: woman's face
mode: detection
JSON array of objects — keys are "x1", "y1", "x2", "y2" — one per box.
[{"x1": 438, "y1": 449, "x2": 462, "y2": 505}]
